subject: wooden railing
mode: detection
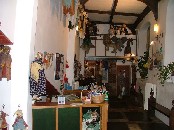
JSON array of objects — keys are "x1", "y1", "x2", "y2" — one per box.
[{"x1": 148, "y1": 89, "x2": 174, "y2": 130}]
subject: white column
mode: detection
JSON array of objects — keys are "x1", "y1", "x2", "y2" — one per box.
[
  {"x1": 66, "y1": 28, "x2": 76, "y2": 86},
  {"x1": 10, "y1": 0, "x2": 37, "y2": 130}
]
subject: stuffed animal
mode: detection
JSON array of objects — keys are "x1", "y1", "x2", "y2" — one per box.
[{"x1": 12, "y1": 110, "x2": 28, "y2": 130}]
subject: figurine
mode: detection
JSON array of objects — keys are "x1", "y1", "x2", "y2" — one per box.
[
  {"x1": 0, "y1": 110, "x2": 9, "y2": 130},
  {"x1": 12, "y1": 110, "x2": 28, "y2": 130}
]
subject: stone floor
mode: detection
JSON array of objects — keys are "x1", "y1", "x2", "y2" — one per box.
[{"x1": 107, "y1": 96, "x2": 169, "y2": 130}]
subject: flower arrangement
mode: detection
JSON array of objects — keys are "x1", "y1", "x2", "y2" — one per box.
[{"x1": 137, "y1": 51, "x2": 150, "y2": 79}]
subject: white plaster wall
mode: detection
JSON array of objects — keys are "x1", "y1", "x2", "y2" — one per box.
[
  {"x1": 0, "y1": 0, "x2": 37, "y2": 129},
  {"x1": 66, "y1": 29, "x2": 76, "y2": 85},
  {"x1": 164, "y1": 0, "x2": 174, "y2": 65},
  {"x1": 35, "y1": 0, "x2": 69, "y2": 90},
  {"x1": 156, "y1": 0, "x2": 174, "y2": 125},
  {"x1": 136, "y1": 0, "x2": 174, "y2": 125},
  {"x1": 0, "y1": 0, "x2": 17, "y2": 128}
]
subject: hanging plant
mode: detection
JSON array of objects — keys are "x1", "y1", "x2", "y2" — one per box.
[
  {"x1": 80, "y1": 36, "x2": 94, "y2": 54},
  {"x1": 137, "y1": 51, "x2": 149, "y2": 79},
  {"x1": 158, "y1": 62, "x2": 174, "y2": 85}
]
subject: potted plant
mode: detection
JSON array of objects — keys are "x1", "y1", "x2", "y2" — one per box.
[
  {"x1": 137, "y1": 51, "x2": 150, "y2": 79},
  {"x1": 158, "y1": 62, "x2": 174, "y2": 85}
]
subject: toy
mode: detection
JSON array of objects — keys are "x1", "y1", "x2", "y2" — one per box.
[
  {"x1": 12, "y1": 110, "x2": 28, "y2": 130},
  {"x1": 0, "y1": 110, "x2": 8, "y2": 130}
]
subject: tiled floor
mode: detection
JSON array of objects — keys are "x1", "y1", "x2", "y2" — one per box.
[{"x1": 107, "y1": 96, "x2": 169, "y2": 130}]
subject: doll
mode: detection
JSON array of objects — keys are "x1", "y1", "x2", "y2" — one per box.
[
  {"x1": 0, "y1": 111, "x2": 9, "y2": 130},
  {"x1": 12, "y1": 110, "x2": 28, "y2": 130}
]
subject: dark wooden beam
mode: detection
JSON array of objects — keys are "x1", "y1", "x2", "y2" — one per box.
[
  {"x1": 115, "y1": 12, "x2": 139, "y2": 17},
  {"x1": 90, "y1": 21, "x2": 110, "y2": 24},
  {"x1": 80, "y1": 0, "x2": 89, "y2": 5},
  {"x1": 85, "y1": 9, "x2": 139, "y2": 17},
  {"x1": 85, "y1": 9, "x2": 110, "y2": 14},
  {"x1": 133, "y1": 6, "x2": 151, "y2": 29},
  {"x1": 109, "y1": 0, "x2": 118, "y2": 23},
  {"x1": 90, "y1": 21, "x2": 134, "y2": 27},
  {"x1": 138, "y1": 0, "x2": 159, "y2": 20}
]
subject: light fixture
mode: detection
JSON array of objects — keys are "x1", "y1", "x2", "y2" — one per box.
[
  {"x1": 154, "y1": 23, "x2": 159, "y2": 33},
  {"x1": 150, "y1": 41, "x2": 154, "y2": 45},
  {"x1": 76, "y1": 26, "x2": 79, "y2": 31}
]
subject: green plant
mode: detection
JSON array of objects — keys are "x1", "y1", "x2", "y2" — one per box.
[
  {"x1": 137, "y1": 51, "x2": 149, "y2": 79},
  {"x1": 158, "y1": 62, "x2": 174, "y2": 85}
]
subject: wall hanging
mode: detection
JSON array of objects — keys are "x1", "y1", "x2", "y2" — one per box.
[
  {"x1": 43, "y1": 51, "x2": 54, "y2": 69},
  {"x1": 29, "y1": 53, "x2": 46, "y2": 99},
  {"x1": 0, "y1": 24, "x2": 13, "y2": 81},
  {"x1": 74, "y1": 55, "x2": 82, "y2": 80},
  {"x1": 0, "y1": 45, "x2": 12, "y2": 81},
  {"x1": 55, "y1": 53, "x2": 64, "y2": 80}
]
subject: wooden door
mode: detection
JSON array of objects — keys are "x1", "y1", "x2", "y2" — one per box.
[
  {"x1": 108, "y1": 62, "x2": 117, "y2": 97},
  {"x1": 116, "y1": 65, "x2": 131, "y2": 96}
]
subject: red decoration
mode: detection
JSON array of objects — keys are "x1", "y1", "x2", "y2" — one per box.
[
  {"x1": 66, "y1": 61, "x2": 69, "y2": 68},
  {"x1": 0, "y1": 30, "x2": 13, "y2": 45},
  {"x1": 63, "y1": 74, "x2": 68, "y2": 83}
]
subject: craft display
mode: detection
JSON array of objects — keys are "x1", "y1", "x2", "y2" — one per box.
[
  {"x1": 12, "y1": 109, "x2": 28, "y2": 130},
  {"x1": 55, "y1": 53, "x2": 64, "y2": 80},
  {"x1": 108, "y1": 24, "x2": 129, "y2": 35},
  {"x1": 82, "y1": 108, "x2": 100, "y2": 130},
  {"x1": 0, "y1": 45, "x2": 12, "y2": 81},
  {"x1": 29, "y1": 53, "x2": 46, "y2": 99},
  {"x1": 0, "y1": 105, "x2": 9, "y2": 130}
]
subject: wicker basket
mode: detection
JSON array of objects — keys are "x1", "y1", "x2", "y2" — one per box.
[{"x1": 92, "y1": 94, "x2": 105, "y2": 103}]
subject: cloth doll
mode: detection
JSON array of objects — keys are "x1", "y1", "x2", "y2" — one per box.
[
  {"x1": 0, "y1": 111, "x2": 9, "y2": 130},
  {"x1": 12, "y1": 110, "x2": 28, "y2": 130}
]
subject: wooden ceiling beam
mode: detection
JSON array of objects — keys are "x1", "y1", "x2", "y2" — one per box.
[
  {"x1": 85, "y1": 9, "x2": 110, "y2": 14},
  {"x1": 133, "y1": 6, "x2": 151, "y2": 29},
  {"x1": 138, "y1": 0, "x2": 159, "y2": 20},
  {"x1": 85, "y1": 9, "x2": 139, "y2": 17},
  {"x1": 80, "y1": 0, "x2": 89, "y2": 5},
  {"x1": 109, "y1": 0, "x2": 118, "y2": 23}
]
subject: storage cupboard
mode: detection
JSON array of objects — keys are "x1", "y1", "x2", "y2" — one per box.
[{"x1": 32, "y1": 102, "x2": 108, "y2": 130}]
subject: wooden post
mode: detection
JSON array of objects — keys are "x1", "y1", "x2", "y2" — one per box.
[
  {"x1": 170, "y1": 100, "x2": 174, "y2": 130},
  {"x1": 148, "y1": 88, "x2": 156, "y2": 117}
]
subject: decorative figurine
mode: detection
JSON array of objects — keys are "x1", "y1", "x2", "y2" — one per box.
[
  {"x1": 0, "y1": 111, "x2": 9, "y2": 130},
  {"x1": 12, "y1": 109, "x2": 28, "y2": 130},
  {"x1": 0, "y1": 104, "x2": 9, "y2": 130}
]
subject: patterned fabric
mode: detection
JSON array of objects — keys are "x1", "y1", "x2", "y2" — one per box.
[{"x1": 29, "y1": 59, "x2": 46, "y2": 96}]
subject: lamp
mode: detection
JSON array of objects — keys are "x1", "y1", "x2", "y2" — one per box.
[{"x1": 154, "y1": 23, "x2": 159, "y2": 33}]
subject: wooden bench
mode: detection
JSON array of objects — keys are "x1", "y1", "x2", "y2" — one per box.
[{"x1": 148, "y1": 89, "x2": 174, "y2": 130}]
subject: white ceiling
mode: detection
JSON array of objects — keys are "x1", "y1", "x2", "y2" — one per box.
[
  {"x1": 85, "y1": 0, "x2": 113, "y2": 11},
  {"x1": 84, "y1": 0, "x2": 147, "y2": 24},
  {"x1": 116, "y1": 0, "x2": 146, "y2": 14}
]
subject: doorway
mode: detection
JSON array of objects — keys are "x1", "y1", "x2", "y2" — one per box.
[{"x1": 108, "y1": 64, "x2": 131, "y2": 97}]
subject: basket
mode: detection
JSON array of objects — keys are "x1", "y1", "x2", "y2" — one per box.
[{"x1": 91, "y1": 94, "x2": 105, "y2": 103}]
